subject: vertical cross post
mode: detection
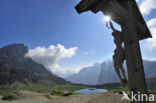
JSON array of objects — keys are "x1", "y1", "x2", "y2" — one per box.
[
  {"x1": 75, "y1": 0, "x2": 151, "y2": 102},
  {"x1": 101, "y1": 1, "x2": 148, "y2": 101},
  {"x1": 120, "y1": 0, "x2": 148, "y2": 99},
  {"x1": 101, "y1": 1, "x2": 148, "y2": 99}
]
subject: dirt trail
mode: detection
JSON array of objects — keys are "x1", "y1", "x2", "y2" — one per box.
[{"x1": 0, "y1": 91, "x2": 130, "y2": 103}]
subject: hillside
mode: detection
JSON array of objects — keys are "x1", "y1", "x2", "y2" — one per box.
[{"x1": 0, "y1": 44, "x2": 69, "y2": 86}]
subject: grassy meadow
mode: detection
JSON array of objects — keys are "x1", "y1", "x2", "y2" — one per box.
[{"x1": 0, "y1": 84, "x2": 155, "y2": 103}]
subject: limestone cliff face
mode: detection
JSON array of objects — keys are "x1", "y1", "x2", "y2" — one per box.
[
  {"x1": 66, "y1": 61, "x2": 122, "y2": 85},
  {"x1": 0, "y1": 44, "x2": 69, "y2": 86},
  {"x1": 66, "y1": 63, "x2": 101, "y2": 85},
  {"x1": 98, "y1": 61, "x2": 120, "y2": 84},
  {"x1": 66, "y1": 60, "x2": 156, "y2": 86},
  {"x1": 0, "y1": 44, "x2": 28, "y2": 64}
]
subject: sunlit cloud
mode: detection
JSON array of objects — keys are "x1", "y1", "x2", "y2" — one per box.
[
  {"x1": 83, "y1": 50, "x2": 95, "y2": 55},
  {"x1": 145, "y1": 18, "x2": 156, "y2": 50},
  {"x1": 137, "y1": 0, "x2": 156, "y2": 51},
  {"x1": 25, "y1": 44, "x2": 78, "y2": 77},
  {"x1": 139, "y1": 0, "x2": 156, "y2": 15},
  {"x1": 136, "y1": 0, "x2": 140, "y2": 2}
]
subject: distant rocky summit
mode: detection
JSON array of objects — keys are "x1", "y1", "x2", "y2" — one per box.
[
  {"x1": 0, "y1": 44, "x2": 69, "y2": 86},
  {"x1": 66, "y1": 60, "x2": 156, "y2": 87},
  {"x1": 66, "y1": 63, "x2": 101, "y2": 85}
]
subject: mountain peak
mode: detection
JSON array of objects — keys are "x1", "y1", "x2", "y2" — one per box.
[
  {"x1": 0, "y1": 44, "x2": 69, "y2": 86},
  {"x1": 0, "y1": 43, "x2": 28, "y2": 61}
]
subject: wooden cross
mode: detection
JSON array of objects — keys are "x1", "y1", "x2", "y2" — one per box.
[{"x1": 75, "y1": 0, "x2": 152, "y2": 102}]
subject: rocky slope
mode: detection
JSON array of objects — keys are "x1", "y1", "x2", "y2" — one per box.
[{"x1": 0, "y1": 44, "x2": 69, "y2": 86}]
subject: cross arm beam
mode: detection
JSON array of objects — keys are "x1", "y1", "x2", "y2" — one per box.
[{"x1": 75, "y1": 0, "x2": 152, "y2": 40}]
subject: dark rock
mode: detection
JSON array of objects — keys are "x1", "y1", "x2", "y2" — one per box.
[{"x1": 0, "y1": 43, "x2": 69, "y2": 86}]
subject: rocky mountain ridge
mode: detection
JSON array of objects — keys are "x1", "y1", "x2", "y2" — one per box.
[
  {"x1": 0, "y1": 44, "x2": 69, "y2": 86},
  {"x1": 66, "y1": 60, "x2": 156, "y2": 85}
]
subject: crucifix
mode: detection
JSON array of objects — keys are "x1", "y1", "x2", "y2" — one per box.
[{"x1": 75, "y1": 0, "x2": 152, "y2": 102}]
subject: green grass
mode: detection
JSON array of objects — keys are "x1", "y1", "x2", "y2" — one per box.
[
  {"x1": 107, "y1": 87, "x2": 127, "y2": 93},
  {"x1": 0, "y1": 84, "x2": 89, "y2": 100},
  {"x1": 0, "y1": 87, "x2": 19, "y2": 100},
  {"x1": 0, "y1": 85, "x2": 155, "y2": 103},
  {"x1": 51, "y1": 84, "x2": 89, "y2": 92},
  {"x1": 1, "y1": 84, "x2": 155, "y2": 99},
  {"x1": 2, "y1": 93, "x2": 17, "y2": 100},
  {"x1": 0, "y1": 84, "x2": 89, "y2": 97},
  {"x1": 148, "y1": 89, "x2": 156, "y2": 94},
  {"x1": 20, "y1": 84, "x2": 89, "y2": 95},
  {"x1": 44, "y1": 95, "x2": 52, "y2": 99},
  {"x1": 0, "y1": 87, "x2": 18, "y2": 96}
]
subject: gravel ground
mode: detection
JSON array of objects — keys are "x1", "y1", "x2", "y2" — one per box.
[{"x1": 0, "y1": 91, "x2": 130, "y2": 103}]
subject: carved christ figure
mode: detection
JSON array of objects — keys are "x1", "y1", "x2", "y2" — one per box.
[{"x1": 109, "y1": 21, "x2": 127, "y2": 86}]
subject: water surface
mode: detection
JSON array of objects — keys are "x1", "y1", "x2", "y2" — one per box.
[{"x1": 75, "y1": 88, "x2": 107, "y2": 94}]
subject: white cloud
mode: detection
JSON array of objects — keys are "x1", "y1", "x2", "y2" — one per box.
[
  {"x1": 25, "y1": 44, "x2": 78, "y2": 77},
  {"x1": 143, "y1": 57, "x2": 156, "y2": 61},
  {"x1": 137, "y1": 0, "x2": 156, "y2": 53},
  {"x1": 139, "y1": 0, "x2": 156, "y2": 15},
  {"x1": 136, "y1": 0, "x2": 140, "y2": 2},
  {"x1": 83, "y1": 50, "x2": 95, "y2": 55},
  {"x1": 146, "y1": 18, "x2": 156, "y2": 50},
  {"x1": 60, "y1": 67, "x2": 82, "y2": 77},
  {"x1": 147, "y1": 18, "x2": 156, "y2": 28}
]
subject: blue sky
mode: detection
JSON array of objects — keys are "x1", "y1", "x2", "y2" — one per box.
[{"x1": 0, "y1": 0, "x2": 156, "y2": 77}]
